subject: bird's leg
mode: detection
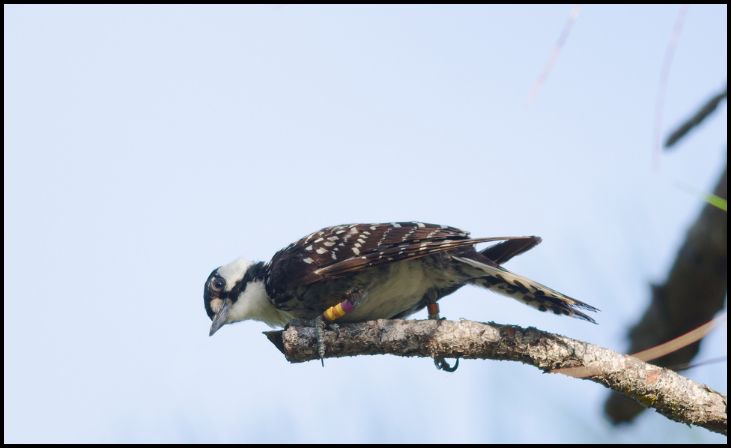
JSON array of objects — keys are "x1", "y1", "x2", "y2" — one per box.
[
  {"x1": 427, "y1": 302, "x2": 442, "y2": 320},
  {"x1": 316, "y1": 288, "x2": 365, "y2": 366},
  {"x1": 425, "y1": 290, "x2": 460, "y2": 373}
]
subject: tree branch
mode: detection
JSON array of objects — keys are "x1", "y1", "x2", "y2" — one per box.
[
  {"x1": 605, "y1": 167, "x2": 727, "y2": 424},
  {"x1": 264, "y1": 319, "x2": 727, "y2": 435}
]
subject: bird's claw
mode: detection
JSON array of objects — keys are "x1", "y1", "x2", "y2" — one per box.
[
  {"x1": 314, "y1": 315, "x2": 326, "y2": 367},
  {"x1": 434, "y1": 357, "x2": 460, "y2": 372}
]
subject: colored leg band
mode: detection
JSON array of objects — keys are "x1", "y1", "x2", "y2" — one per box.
[
  {"x1": 323, "y1": 299, "x2": 355, "y2": 321},
  {"x1": 427, "y1": 303, "x2": 440, "y2": 320}
]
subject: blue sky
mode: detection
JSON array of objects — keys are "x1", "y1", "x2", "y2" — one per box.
[{"x1": 4, "y1": 5, "x2": 726, "y2": 443}]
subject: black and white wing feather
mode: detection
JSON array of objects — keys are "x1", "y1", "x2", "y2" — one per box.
[{"x1": 266, "y1": 222, "x2": 526, "y2": 290}]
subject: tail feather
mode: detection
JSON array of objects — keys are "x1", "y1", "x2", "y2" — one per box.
[
  {"x1": 452, "y1": 255, "x2": 599, "y2": 323},
  {"x1": 479, "y1": 236, "x2": 542, "y2": 265}
]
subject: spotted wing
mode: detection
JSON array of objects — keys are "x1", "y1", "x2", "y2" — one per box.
[
  {"x1": 266, "y1": 222, "x2": 463, "y2": 287},
  {"x1": 272, "y1": 221, "x2": 528, "y2": 285},
  {"x1": 313, "y1": 235, "x2": 522, "y2": 279}
]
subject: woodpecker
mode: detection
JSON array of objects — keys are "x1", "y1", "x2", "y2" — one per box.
[{"x1": 204, "y1": 222, "x2": 598, "y2": 370}]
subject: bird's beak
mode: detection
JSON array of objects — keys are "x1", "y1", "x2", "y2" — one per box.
[{"x1": 209, "y1": 299, "x2": 232, "y2": 336}]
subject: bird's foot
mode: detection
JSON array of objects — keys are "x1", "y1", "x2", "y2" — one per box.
[
  {"x1": 285, "y1": 317, "x2": 330, "y2": 367},
  {"x1": 285, "y1": 318, "x2": 315, "y2": 329},
  {"x1": 434, "y1": 357, "x2": 460, "y2": 372}
]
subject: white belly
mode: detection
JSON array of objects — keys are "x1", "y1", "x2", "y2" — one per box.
[{"x1": 341, "y1": 260, "x2": 434, "y2": 321}]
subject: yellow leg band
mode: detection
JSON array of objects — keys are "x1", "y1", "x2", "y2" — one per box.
[{"x1": 323, "y1": 303, "x2": 346, "y2": 321}]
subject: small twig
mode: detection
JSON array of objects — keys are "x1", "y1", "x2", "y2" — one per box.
[
  {"x1": 528, "y1": 4, "x2": 581, "y2": 104},
  {"x1": 653, "y1": 4, "x2": 689, "y2": 168},
  {"x1": 265, "y1": 319, "x2": 727, "y2": 435},
  {"x1": 665, "y1": 86, "x2": 727, "y2": 149},
  {"x1": 671, "y1": 356, "x2": 727, "y2": 373}
]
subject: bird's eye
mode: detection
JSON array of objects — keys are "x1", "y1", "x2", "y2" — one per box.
[{"x1": 211, "y1": 277, "x2": 225, "y2": 292}]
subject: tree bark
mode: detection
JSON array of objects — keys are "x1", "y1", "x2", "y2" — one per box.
[{"x1": 265, "y1": 319, "x2": 727, "y2": 435}]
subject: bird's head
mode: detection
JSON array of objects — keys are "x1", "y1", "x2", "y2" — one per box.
[{"x1": 204, "y1": 258, "x2": 268, "y2": 336}]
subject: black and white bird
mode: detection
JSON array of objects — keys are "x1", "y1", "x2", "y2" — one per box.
[{"x1": 204, "y1": 222, "x2": 598, "y2": 369}]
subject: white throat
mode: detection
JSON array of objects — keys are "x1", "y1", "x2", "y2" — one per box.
[{"x1": 227, "y1": 280, "x2": 294, "y2": 328}]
